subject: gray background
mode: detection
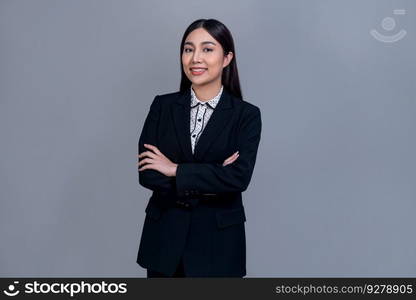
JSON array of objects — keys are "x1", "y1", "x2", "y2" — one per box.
[{"x1": 1, "y1": 0, "x2": 415, "y2": 277}]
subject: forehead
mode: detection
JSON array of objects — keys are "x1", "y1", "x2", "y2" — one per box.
[{"x1": 184, "y1": 28, "x2": 217, "y2": 46}]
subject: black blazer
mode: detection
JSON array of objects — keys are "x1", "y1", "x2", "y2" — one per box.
[{"x1": 136, "y1": 87, "x2": 262, "y2": 277}]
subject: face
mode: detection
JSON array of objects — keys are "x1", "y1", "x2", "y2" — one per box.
[{"x1": 182, "y1": 28, "x2": 233, "y2": 87}]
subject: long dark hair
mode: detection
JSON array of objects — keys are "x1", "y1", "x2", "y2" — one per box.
[{"x1": 179, "y1": 19, "x2": 243, "y2": 100}]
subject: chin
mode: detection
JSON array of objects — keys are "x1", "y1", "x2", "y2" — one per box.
[
  {"x1": 190, "y1": 77, "x2": 212, "y2": 85},
  {"x1": 191, "y1": 81, "x2": 211, "y2": 88}
]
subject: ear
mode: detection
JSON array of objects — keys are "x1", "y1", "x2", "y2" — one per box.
[{"x1": 222, "y1": 51, "x2": 234, "y2": 68}]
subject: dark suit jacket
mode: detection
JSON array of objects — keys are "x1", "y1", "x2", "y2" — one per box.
[{"x1": 136, "y1": 86, "x2": 262, "y2": 277}]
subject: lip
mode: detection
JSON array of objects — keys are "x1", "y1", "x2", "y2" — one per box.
[{"x1": 190, "y1": 68, "x2": 207, "y2": 75}]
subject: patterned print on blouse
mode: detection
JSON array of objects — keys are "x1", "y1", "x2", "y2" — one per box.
[{"x1": 190, "y1": 85, "x2": 223, "y2": 154}]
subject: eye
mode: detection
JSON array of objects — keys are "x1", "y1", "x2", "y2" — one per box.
[{"x1": 183, "y1": 48, "x2": 213, "y2": 53}]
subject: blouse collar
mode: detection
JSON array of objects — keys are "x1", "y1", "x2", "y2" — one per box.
[{"x1": 190, "y1": 85, "x2": 223, "y2": 109}]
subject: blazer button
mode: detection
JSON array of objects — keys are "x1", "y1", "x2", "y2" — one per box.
[
  {"x1": 184, "y1": 203, "x2": 190, "y2": 208},
  {"x1": 184, "y1": 191, "x2": 190, "y2": 196}
]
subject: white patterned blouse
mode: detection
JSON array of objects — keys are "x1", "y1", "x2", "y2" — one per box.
[{"x1": 189, "y1": 85, "x2": 223, "y2": 154}]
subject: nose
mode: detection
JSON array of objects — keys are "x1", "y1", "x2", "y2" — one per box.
[{"x1": 192, "y1": 49, "x2": 203, "y2": 63}]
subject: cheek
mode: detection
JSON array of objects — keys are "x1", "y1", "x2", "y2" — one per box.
[
  {"x1": 182, "y1": 63, "x2": 191, "y2": 74},
  {"x1": 181, "y1": 55, "x2": 189, "y2": 66},
  {"x1": 208, "y1": 57, "x2": 224, "y2": 72},
  {"x1": 207, "y1": 64, "x2": 222, "y2": 76}
]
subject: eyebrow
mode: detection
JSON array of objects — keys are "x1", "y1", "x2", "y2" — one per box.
[{"x1": 184, "y1": 41, "x2": 216, "y2": 47}]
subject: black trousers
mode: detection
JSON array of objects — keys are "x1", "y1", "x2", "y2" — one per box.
[{"x1": 146, "y1": 256, "x2": 186, "y2": 278}]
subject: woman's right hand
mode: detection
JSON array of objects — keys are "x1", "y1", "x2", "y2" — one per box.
[{"x1": 222, "y1": 151, "x2": 239, "y2": 166}]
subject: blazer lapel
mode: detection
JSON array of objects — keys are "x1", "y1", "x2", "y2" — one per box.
[
  {"x1": 193, "y1": 87, "x2": 234, "y2": 161},
  {"x1": 172, "y1": 87, "x2": 235, "y2": 162},
  {"x1": 172, "y1": 89, "x2": 195, "y2": 162}
]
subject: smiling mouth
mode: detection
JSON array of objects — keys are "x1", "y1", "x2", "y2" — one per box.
[{"x1": 190, "y1": 68, "x2": 207, "y2": 75}]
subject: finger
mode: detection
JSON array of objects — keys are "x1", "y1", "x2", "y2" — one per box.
[
  {"x1": 224, "y1": 153, "x2": 239, "y2": 166},
  {"x1": 145, "y1": 144, "x2": 167, "y2": 159},
  {"x1": 138, "y1": 151, "x2": 157, "y2": 160},
  {"x1": 139, "y1": 164, "x2": 152, "y2": 171},
  {"x1": 144, "y1": 144, "x2": 162, "y2": 155},
  {"x1": 224, "y1": 152, "x2": 237, "y2": 161},
  {"x1": 137, "y1": 158, "x2": 153, "y2": 167},
  {"x1": 223, "y1": 155, "x2": 238, "y2": 167},
  {"x1": 230, "y1": 151, "x2": 239, "y2": 158},
  {"x1": 223, "y1": 157, "x2": 231, "y2": 164},
  {"x1": 139, "y1": 162, "x2": 160, "y2": 172},
  {"x1": 224, "y1": 152, "x2": 239, "y2": 162},
  {"x1": 231, "y1": 153, "x2": 239, "y2": 160},
  {"x1": 223, "y1": 158, "x2": 231, "y2": 165},
  {"x1": 138, "y1": 151, "x2": 155, "y2": 158},
  {"x1": 228, "y1": 155, "x2": 238, "y2": 164}
]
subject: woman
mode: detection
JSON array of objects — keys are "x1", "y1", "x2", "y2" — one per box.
[{"x1": 136, "y1": 19, "x2": 262, "y2": 277}]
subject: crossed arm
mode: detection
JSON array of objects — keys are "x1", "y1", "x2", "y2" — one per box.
[
  {"x1": 138, "y1": 144, "x2": 239, "y2": 175},
  {"x1": 137, "y1": 95, "x2": 261, "y2": 196}
]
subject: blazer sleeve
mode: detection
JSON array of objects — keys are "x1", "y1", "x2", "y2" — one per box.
[
  {"x1": 175, "y1": 105, "x2": 262, "y2": 196},
  {"x1": 138, "y1": 95, "x2": 176, "y2": 192}
]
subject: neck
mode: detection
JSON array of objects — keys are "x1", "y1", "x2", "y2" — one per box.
[{"x1": 191, "y1": 80, "x2": 222, "y2": 102}]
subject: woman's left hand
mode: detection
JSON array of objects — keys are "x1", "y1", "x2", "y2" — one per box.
[{"x1": 137, "y1": 144, "x2": 178, "y2": 177}]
